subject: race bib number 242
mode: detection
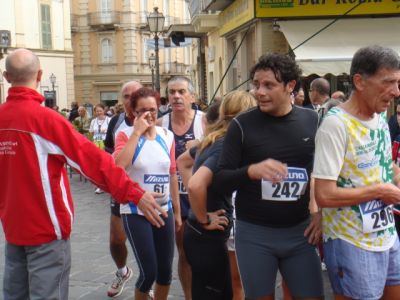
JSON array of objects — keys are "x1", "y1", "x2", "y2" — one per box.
[{"x1": 261, "y1": 167, "x2": 308, "y2": 201}]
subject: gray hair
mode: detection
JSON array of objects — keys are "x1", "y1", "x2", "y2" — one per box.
[
  {"x1": 351, "y1": 45, "x2": 400, "y2": 80},
  {"x1": 167, "y1": 76, "x2": 195, "y2": 95},
  {"x1": 120, "y1": 80, "x2": 142, "y2": 95},
  {"x1": 5, "y1": 48, "x2": 40, "y2": 84},
  {"x1": 310, "y1": 78, "x2": 330, "y2": 96}
]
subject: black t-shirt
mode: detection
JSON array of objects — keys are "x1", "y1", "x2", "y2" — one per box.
[
  {"x1": 188, "y1": 138, "x2": 232, "y2": 237},
  {"x1": 215, "y1": 106, "x2": 318, "y2": 228}
]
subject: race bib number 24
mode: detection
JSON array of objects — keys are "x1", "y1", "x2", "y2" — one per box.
[{"x1": 261, "y1": 167, "x2": 308, "y2": 201}]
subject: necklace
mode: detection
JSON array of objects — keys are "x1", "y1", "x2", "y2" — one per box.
[{"x1": 96, "y1": 118, "x2": 106, "y2": 133}]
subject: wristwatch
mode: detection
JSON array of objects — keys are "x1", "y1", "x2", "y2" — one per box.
[{"x1": 198, "y1": 214, "x2": 211, "y2": 226}]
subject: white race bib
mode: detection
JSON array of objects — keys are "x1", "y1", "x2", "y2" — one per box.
[
  {"x1": 359, "y1": 200, "x2": 394, "y2": 233},
  {"x1": 177, "y1": 171, "x2": 188, "y2": 195},
  {"x1": 261, "y1": 167, "x2": 308, "y2": 201}
]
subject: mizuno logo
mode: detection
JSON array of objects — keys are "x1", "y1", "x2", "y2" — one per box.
[
  {"x1": 144, "y1": 174, "x2": 169, "y2": 184},
  {"x1": 360, "y1": 199, "x2": 385, "y2": 214}
]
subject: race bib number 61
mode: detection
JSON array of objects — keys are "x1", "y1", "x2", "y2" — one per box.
[{"x1": 261, "y1": 167, "x2": 308, "y2": 201}]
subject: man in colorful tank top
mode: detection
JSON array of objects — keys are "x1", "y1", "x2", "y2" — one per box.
[{"x1": 313, "y1": 45, "x2": 400, "y2": 300}]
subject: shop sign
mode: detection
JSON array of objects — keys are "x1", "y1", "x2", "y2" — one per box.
[
  {"x1": 220, "y1": 0, "x2": 255, "y2": 36},
  {"x1": 256, "y1": 0, "x2": 400, "y2": 18}
]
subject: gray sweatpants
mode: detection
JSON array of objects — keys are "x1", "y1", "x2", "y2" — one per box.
[{"x1": 3, "y1": 239, "x2": 71, "y2": 300}]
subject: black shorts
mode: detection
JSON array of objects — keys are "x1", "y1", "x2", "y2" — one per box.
[{"x1": 110, "y1": 198, "x2": 120, "y2": 217}]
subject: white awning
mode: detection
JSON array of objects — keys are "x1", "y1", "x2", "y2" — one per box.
[{"x1": 279, "y1": 17, "x2": 400, "y2": 76}]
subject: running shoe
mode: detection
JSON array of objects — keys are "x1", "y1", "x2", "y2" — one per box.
[
  {"x1": 95, "y1": 188, "x2": 104, "y2": 194},
  {"x1": 107, "y1": 267, "x2": 133, "y2": 298},
  {"x1": 321, "y1": 261, "x2": 327, "y2": 271}
]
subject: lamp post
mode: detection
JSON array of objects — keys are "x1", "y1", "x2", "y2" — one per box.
[
  {"x1": 147, "y1": 7, "x2": 165, "y2": 93},
  {"x1": 47, "y1": 73, "x2": 57, "y2": 107},
  {"x1": 149, "y1": 53, "x2": 156, "y2": 90},
  {"x1": 49, "y1": 73, "x2": 56, "y2": 91}
]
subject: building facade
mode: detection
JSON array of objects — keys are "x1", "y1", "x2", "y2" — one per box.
[
  {"x1": 0, "y1": 0, "x2": 75, "y2": 109},
  {"x1": 71, "y1": 0, "x2": 193, "y2": 107}
]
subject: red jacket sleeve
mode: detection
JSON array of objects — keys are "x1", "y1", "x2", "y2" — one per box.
[{"x1": 40, "y1": 112, "x2": 145, "y2": 204}]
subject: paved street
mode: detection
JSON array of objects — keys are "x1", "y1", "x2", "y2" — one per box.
[{"x1": 0, "y1": 175, "x2": 334, "y2": 299}]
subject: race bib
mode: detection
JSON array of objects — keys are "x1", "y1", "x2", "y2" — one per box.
[
  {"x1": 144, "y1": 174, "x2": 169, "y2": 205},
  {"x1": 177, "y1": 171, "x2": 188, "y2": 195},
  {"x1": 359, "y1": 200, "x2": 394, "y2": 233},
  {"x1": 261, "y1": 167, "x2": 308, "y2": 201}
]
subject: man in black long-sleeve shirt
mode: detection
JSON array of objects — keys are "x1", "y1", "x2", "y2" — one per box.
[{"x1": 214, "y1": 54, "x2": 324, "y2": 300}]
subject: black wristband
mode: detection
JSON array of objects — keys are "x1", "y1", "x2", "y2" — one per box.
[{"x1": 198, "y1": 214, "x2": 211, "y2": 226}]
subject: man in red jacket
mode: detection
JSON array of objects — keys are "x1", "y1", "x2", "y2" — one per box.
[{"x1": 0, "y1": 48, "x2": 167, "y2": 300}]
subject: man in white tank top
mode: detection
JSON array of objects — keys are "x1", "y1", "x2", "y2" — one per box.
[{"x1": 157, "y1": 76, "x2": 204, "y2": 300}]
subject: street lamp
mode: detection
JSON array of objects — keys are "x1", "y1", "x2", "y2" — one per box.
[
  {"x1": 49, "y1": 73, "x2": 56, "y2": 91},
  {"x1": 149, "y1": 53, "x2": 156, "y2": 90},
  {"x1": 147, "y1": 7, "x2": 165, "y2": 93},
  {"x1": 0, "y1": 30, "x2": 11, "y2": 60}
]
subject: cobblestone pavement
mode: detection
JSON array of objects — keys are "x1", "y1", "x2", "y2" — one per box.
[{"x1": 0, "y1": 175, "x2": 334, "y2": 299}]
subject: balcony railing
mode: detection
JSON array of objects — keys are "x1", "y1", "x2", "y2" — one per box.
[
  {"x1": 189, "y1": 0, "x2": 234, "y2": 18},
  {"x1": 159, "y1": 62, "x2": 190, "y2": 75},
  {"x1": 88, "y1": 11, "x2": 121, "y2": 27},
  {"x1": 189, "y1": 0, "x2": 207, "y2": 19},
  {"x1": 203, "y1": 0, "x2": 234, "y2": 12},
  {"x1": 70, "y1": 14, "x2": 79, "y2": 28}
]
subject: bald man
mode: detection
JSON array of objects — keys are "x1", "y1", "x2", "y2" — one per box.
[
  {"x1": 331, "y1": 90, "x2": 346, "y2": 102},
  {"x1": 306, "y1": 78, "x2": 330, "y2": 110},
  {"x1": 104, "y1": 80, "x2": 143, "y2": 297},
  {"x1": 0, "y1": 49, "x2": 166, "y2": 300}
]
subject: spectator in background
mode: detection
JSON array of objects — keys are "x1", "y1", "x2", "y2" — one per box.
[
  {"x1": 68, "y1": 101, "x2": 79, "y2": 122},
  {"x1": 331, "y1": 90, "x2": 346, "y2": 102},
  {"x1": 305, "y1": 78, "x2": 330, "y2": 110},
  {"x1": 73, "y1": 106, "x2": 91, "y2": 135},
  {"x1": 90, "y1": 103, "x2": 111, "y2": 194},
  {"x1": 158, "y1": 96, "x2": 170, "y2": 116},
  {"x1": 114, "y1": 103, "x2": 125, "y2": 114},
  {"x1": 89, "y1": 103, "x2": 111, "y2": 150},
  {"x1": 294, "y1": 88, "x2": 305, "y2": 106},
  {"x1": 389, "y1": 100, "x2": 400, "y2": 142}
]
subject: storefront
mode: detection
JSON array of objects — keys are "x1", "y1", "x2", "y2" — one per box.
[{"x1": 255, "y1": 0, "x2": 400, "y2": 76}]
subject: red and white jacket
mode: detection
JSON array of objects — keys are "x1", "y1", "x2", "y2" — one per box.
[{"x1": 0, "y1": 87, "x2": 145, "y2": 246}]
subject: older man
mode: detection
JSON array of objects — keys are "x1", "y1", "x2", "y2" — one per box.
[
  {"x1": 158, "y1": 76, "x2": 204, "y2": 300},
  {"x1": 331, "y1": 90, "x2": 346, "y2": 102},
  {"x1": 74, "y1": 105, "x2": 91, "y2": 134},
  {"x1": 306, "y1": 77, "x2": 330, "y2": 110},
  {"x1": 0, "y1": 49, "x2": 166, "y2": 300},
  {"x1": 103, "y1": 80, "x2": 144, "y2": 298},
  {"x1": 314, "y1": 45, "x2": 400, "y2": 300}
]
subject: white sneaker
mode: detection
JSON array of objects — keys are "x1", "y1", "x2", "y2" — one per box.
[
  {"x1": 321, "y1": 261, "x2": 327, "y2": 271},
  {"x1": 95, "y1": 188, "x2": 104, "y2": 194},
  {"x1": 107, "y1": 267, "x2": 133, "y2": 298}
]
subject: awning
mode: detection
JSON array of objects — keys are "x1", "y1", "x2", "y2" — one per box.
[{"x1": 279, "y1": 17, "x2": 400, "y2": 76}]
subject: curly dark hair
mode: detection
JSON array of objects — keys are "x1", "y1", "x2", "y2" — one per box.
[
  {"x1": 129, "y1": 87, "x2": 160, "y2": 111},
  {"x1": 249, "y1": 53, "x2": 302, "y2": 86}
]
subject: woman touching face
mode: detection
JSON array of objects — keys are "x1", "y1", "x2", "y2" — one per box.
[{"x1": 132, "y1": 96, "x2": 158, "y2": 130}]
